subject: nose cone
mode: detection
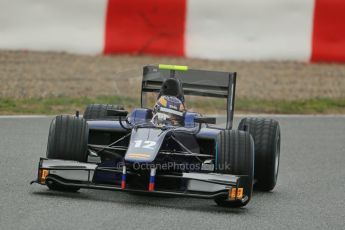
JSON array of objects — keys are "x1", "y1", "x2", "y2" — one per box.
[{"x1": 125, "y1": 128, "x2": 167, "y2": 163}]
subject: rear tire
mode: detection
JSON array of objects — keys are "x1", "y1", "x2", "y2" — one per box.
[
  {"x1": 83, "y1": 104, "x2": 124, "y2": 120},
  {"x1": 214, "y1": 130, "x2": 254, "y2": 208},
  {"x1": 46, "y1": 115, "x2": 89, "y2": 192},
  {"x1": 238, "y1": 118, "x2": 280, "y2": 191}
]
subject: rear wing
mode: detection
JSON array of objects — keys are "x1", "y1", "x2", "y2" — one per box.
[{"x1": 141, "y1": 65, "x2": 237, "y2": 129}]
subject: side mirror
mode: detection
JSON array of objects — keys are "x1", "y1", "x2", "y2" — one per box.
[
  {"x1": 107, "y1": 109, "x2": 128, "y2": 117},
  {"x1": 194, "y1": 116, "x2": 216, "y2": 124}
]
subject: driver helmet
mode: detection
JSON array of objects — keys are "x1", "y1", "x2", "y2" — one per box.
[{"x1": 152, "y1": 96, "x2": 185, "y2": 126}]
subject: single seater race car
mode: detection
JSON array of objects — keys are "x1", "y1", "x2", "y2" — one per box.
[{"x1": 31, "y1": 64, "x2": 281, "y2": 208}]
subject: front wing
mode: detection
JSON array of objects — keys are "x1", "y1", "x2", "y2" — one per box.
[{"x1": 31, "y1": 158, "x2": 248, "y2": 202}]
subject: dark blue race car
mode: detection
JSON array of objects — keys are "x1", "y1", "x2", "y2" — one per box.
[{"x1": 32, "y1": 64, "x2": 281, "y2": 208}]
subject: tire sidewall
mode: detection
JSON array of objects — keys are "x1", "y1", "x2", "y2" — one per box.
[{"x1": 270, "y1": 125, "x2": 280, "y2": 187}]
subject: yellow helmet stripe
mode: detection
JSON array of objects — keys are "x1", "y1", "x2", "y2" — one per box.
[{"x1": 159, "y1": 96, "x2": 167, "y2": 107}]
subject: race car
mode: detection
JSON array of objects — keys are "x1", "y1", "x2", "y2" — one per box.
[{"x1": 31, "y1": 64, "x2": 281, "y2": 208}]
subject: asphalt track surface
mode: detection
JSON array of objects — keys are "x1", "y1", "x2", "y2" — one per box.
[{"x1": 0, "y1": 116, "x2": 344, "y2": 230}]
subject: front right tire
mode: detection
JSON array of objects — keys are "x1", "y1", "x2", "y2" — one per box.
[
  {"x1": 46, "y1": 115, "x2": 89, "y2": 192},
  {"x1": 47, "y1": 115, "x2": 89, "y2": 162}
]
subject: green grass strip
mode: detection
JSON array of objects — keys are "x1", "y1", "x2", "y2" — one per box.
[{"x1": 0, "y1": 96, "x2": 345, "y2": 115}]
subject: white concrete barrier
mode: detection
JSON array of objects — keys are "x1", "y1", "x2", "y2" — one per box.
[
  {"x1": 0, "y1": 0, "x2": 344, "y2": 62},
  {"x1": 186, "y1": 0, "x2": 314, "y2": 61},
  {"x1": 0, "y1": 0, "x2": 107, "y2": 54}
]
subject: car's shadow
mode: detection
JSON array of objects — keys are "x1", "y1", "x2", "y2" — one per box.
[
  {"x1": 31, "y1": 187, "x2": 255, "y2": 214},
  {"x1": 31, "y1": 186, "x2": 278, "y2": 214}
]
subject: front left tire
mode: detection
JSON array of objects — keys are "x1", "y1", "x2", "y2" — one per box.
[{"x1": 214, "y1": 130, "x2": 254, "y2": 207}]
